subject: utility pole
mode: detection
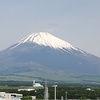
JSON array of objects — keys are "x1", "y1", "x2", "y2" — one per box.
[
  {"x1": 44, "y1": 80, "x2": 49, "y2": 100},
  {"x1": 53, "y1": 85, "x2": 57, "y2": 100},
  {"x1": 65, "y1": 92, "x2": 67, "y2": 100},
  {"x1": 61, "y1": 96, "x2": 63, "y2": 100}
]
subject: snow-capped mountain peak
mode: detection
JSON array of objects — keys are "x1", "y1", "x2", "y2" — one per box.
[
  {"x1": 0, "y1": 32, "x2": 100, "y2": 83},
  {"x1": 18, "y1": 32, "x2": 76, "y2": 50},
  {"x1": 7, "y1": 32, "x2": 79, "y2": 51}
]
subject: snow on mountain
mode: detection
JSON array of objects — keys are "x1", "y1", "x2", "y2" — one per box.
[
  {"x1": 10, "y1": 32, "x2": 77, "y2": 50},
  {"x1": 0, "y1": 32, "x2": 100, "y2": 83}
]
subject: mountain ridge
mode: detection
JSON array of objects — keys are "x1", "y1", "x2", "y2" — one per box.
[
  {"x1": 9, "y1": 32, "x2": 77, "y2": 50},
  {"x1": 0, "y1": 32, "x2": 100, "y2": 83}
]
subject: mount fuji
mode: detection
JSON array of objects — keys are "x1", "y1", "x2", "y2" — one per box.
[{"x1": 0, "y1": 32, "x2": 100, "y2": 83}]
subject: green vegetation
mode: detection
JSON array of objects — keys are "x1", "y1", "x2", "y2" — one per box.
[
  {"x1": 21, "y1": 96, "x2": 32, "y2": 100},
  {"x1": 1, "y1": 72, "x2": 100, "y2": 84},
  {"x1": 0, "y1": 81, "x2": 100, "y2": 99}
]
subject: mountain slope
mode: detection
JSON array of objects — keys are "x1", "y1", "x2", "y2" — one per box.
[
  {"x1": 7, "y1": 32, "x2": 77, "y2": 50},
  {"x1": 0, "y1": 32, "x2": 100, "y2": 83}
]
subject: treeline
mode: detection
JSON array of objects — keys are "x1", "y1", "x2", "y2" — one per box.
[
  {"x1": 0, "y1": 81, "x2": 32, "y2": 86},
  {"x1": 0, "y1": 85, "x2": 100, "y2": 99}
]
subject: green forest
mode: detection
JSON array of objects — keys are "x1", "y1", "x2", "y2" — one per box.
[{"x1": 0, "y1": 81, "x2": 100, "y2": 99}]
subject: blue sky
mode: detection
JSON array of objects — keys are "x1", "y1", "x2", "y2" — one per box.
[{"x1": 0, "y1": 0, "x2": 100, "y2": 57}]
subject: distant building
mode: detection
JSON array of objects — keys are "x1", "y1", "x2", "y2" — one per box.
[
  {"x1": 0, "y1": 92, "x2": 22, "y2": 100},
  {"x1": 86, "y1": 88, "x2": 92, "y2": 91},
  {"x1": 32, "y1": 96, "x2": 36, "y2": 100},
  {"x1": 33, "y1": 80, "x2": 43, "y2": 88},
  {"x1": 18, "y1": 88, "x2": 35, "y2": 91},
  {"x1": 18, "y1": 80, "x2": 43, "y2": 92}
]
